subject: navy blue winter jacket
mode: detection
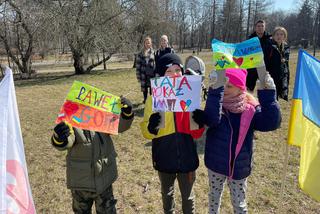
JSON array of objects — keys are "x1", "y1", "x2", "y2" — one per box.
[{"x1": 204, "y1": 87, "x2": 281, "y2": 180}]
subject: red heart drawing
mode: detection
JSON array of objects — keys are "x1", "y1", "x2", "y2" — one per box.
[
  {"x1": 180, "y1": 100, "x2": 187, "y2": 111},
  {"x1": 233, "y1": 57, "x2": 243, "y2": 66},
  {"x1": 180, "y1": 100, "x2": 192, "y2": 112},
  {"x1": 63, "y1": 101, "x2": 79, "y2": 116}
]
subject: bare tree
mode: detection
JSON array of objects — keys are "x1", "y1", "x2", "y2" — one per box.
[
  {"x1": 188, "y1": 0, "x2": 199, "y2": 49},
  {"x1": 175, "y1": 0, "x2": 189, "y2": 52},
  {"x1": 41, "y1": 0, "x2": 135, "y2": 74},
  {"x1": 3, "y1": 0, "x2": 316, "y2": 69},
  {"x1": 196, "y1": 3, "x2": 207, "y2": 53},
  {"x1": 221, "y1": 0, "x2": 240, "y2": 42},
  {"x1": 246, "y1": 0, "x2": 252, "y2": 37},
  {"x1": 311, "y1": 0, "x2": 320, "y2": 56},
  {"x1": 131, "y1": 0, "x2": 158, "y2": 51},
  {"x1": 252, "y1": 0, "x2": 273, "y2": 25},
  {"x1": 296, "y1": 0, "x2": 314, "y2": 48},
  {"x1": 0, "y1": 0, "x2": 43, "y2": 76},
  {"x1": 266, "y1": 10, "x2": 287, "y2": 33},
  {"x1": 131, "y1": 0, "x2": 176, "y2": 51},
  {"x1": 210, "y1": 0, "x2": 217, "y2": 41},
  {"x1": 237, "y1": 0, "x2": 245, "y2": 41}
]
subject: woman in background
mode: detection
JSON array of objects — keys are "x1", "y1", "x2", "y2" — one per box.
[
  {"x1": 155, "y1": 35, "x2": 174, "y2": 73},
  {"x1": 267, "y1": 26, "x2": 290, "y2": 101},
  {"x1": 135, "y1": 36, "x2": 156, "y2": 104}
]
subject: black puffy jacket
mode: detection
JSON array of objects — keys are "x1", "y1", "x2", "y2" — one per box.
[{"x1": 266, "y1": 41, "x2": 290, "y2": 101}]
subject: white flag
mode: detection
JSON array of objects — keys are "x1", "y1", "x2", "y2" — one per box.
[{"x1": 0, "y1": 67, "x2": 36, "y2": 213}]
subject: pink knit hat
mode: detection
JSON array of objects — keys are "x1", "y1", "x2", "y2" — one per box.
[{"x1": 225, "y1": 68, "x2": 247, "y2": 91}]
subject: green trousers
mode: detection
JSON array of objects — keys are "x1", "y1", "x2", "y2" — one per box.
[
  {"x1": 158, "y1": 171, "x2": 196, "y2": 214},
  {"x1": 71, "y1": 185, "x2": 116, "y2": 214}
]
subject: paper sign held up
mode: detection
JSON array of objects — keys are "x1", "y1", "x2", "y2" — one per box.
[
  {"x1": 56, "y1": 81, "x2": 121, "y2": 134},
  {"x1": 151, "y1": 75, "x2": 202, "y2": 112},
  {"x1": 212, "y1": 37, "x2": 264, "y2": 70}
]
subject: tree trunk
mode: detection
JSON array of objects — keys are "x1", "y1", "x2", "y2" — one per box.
[
  {"x1": 175, "y1": 22, "x2": 179, "y2": 45},
  {"x1": 223, "y1": 1, "x2": 232, "y2": 42},
  {"x1": 165, "y1": 0, "x2": 169, "y2": 21},
  {"x1": 133, "y1": 53, "x2": 137, "y2": 68},
  {"x1": 246, "y1": 0, "x2": 252, "y2": 38},
  {"x1": 86, "y1": 53, "x2": 112, "y2": 72},
  {"x1": 238, "y1": 0, "x2": 244, "y2": 42},
  {"x1": 22, "y1": 59, "x2": 30, "y2": 75},
  {"x1": 1, "y1": 35, "x2": 33, "y2": 77},
  {"x1": 103, "y1": 51, "x2": 107, "y2": 70},
  {"x1": 7, "y1": 55, "x2": 11, "y2": 67},
  {"x1": 253, "y1": 0, "x2": 258, "y2": 26},
  {"x1": 210, "y1": 0, "x2": 216, "y2": 41},
  {"x1": 179, "y1": 26, "x2": 183, "y2": 52},
  {"x1": 190, "y1": 25, "x2": 194, "y2": 49},
  {"x1": 136, "y1": 28, "x2": 145, "y2": 51},
  {"x1": 72, "y1": 50, "x2": 85, "y2": 74},
  {"x1": 205, "y1": 25, "x2": 209, "y2": 48},
  {"x1": 96, "y1": 53, "x2": 100, "y2": 62},
  {"x1": 313, "y1": 4, "x2": 320, "y2": 56}
]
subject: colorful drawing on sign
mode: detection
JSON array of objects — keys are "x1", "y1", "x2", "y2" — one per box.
[
  {"x1": 151, "y1": 75, "x2": 202, "y2": 112},
  {"x1": 211, "y1": 37, "x2": 264, "y2": 70},
  {"x1": 55, "y1": 81, "x2": 121, "y2": 134}
]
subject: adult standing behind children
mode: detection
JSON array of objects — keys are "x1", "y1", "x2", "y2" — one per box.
[
  {"x1": 136, "y1": 36, "x2": 156, "y2": 104},
  {"x1": 267, "y1": 27, "x2": 290, "y2": 101},
  {"x1": 51, "y1": 96, "x2": 134, "y2": 214},
  {"x1": 246, "y1": 20, "x2": 273, "y2": 93},
  {"x1": 192, "y1": 67, "x2": 281, "y2": 213},
  {"x1": 155, "y1": 35, "x2": 175, "y2": 73},
  {"x1": 141, "y1": 53, "x2": 204, "y2": 214}
]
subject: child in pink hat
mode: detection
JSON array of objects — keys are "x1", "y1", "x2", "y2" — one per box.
[
  {"x1": 225, "y1": 68, "x2": 247, "y2": 90},
  {"x1": 192, "y1": 67, "x2": 281, "y2": 213}
]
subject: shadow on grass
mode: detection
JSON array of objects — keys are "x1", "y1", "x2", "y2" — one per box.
[
  {"x1": 196, "y1": 137, "x2": 205, "y2": 155},
  {"x1": 132, "y1": 103, "x2": 145, "y2": 118},
  {"x1": 15, "y1": 71, "x2": 75, "y2": 87},
  {"x1": 14, "y1": 68, "x2": 133, "y2": 88},
  {"x1": 145, "y1": 141, "x2": 152, "y2": 147}
]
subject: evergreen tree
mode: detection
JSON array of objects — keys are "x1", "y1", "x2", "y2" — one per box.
[{"x1": 296, "y1": 0, "x2": 314, "y2": 47}]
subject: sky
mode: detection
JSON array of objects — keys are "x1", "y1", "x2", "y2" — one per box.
[{"x1": 273, "y1": 0, "x2": 300, "y2": 11}]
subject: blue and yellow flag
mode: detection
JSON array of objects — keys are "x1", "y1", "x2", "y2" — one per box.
[{"x1": 288, "y1": 49, "x2": 320, "y2": 201}]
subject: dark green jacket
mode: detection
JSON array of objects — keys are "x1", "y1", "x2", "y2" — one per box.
[{"x1": 52, "y1": 114, "x2": 133, "y2": 193}]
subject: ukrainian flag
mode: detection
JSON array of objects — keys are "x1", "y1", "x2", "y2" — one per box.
[{"x1": 288, "y1": 49, "x2": 320, "y2": 201}]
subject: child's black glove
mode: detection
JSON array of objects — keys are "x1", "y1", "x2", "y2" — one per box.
[
  {"x1": 192, "y1": 109, "x2": 206, "y2": 127},
  {"x1": 282, "y1": 94, "x2": 288, "y2": 101},
  {"x1": 148, "y1": 112, "x2": 161, "y2": 135},
  {"x1": 203, "y1": 87, "x2": 208, "y2": 100},
  {"x1": 120, "y1": 96, "x2": 133, "y2": 115},
  {"x1": 54, "y1": 122, "x2": 71, "y2": 141}
]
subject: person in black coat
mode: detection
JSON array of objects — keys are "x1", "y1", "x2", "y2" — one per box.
[
  {"x1": 267, "y1": 26, "x2": 290, "y2": 101},
  {"x1": 246, "y1": 20, "x2": 273, "y2": 92},
  {"x1": 155, "y1": 35, "x2": 174, "y2": 74},
  {"x1": 135, "y1": 36, "x2": 156, "y2": 103}
]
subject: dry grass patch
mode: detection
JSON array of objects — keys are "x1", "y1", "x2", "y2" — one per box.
[{"x1": 15, "y1": 50, "x2": 320, "y2": 213}]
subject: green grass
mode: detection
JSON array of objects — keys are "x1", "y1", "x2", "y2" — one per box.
[{"x1": 15, "y1": 50, "x2": 320, "y2": 213}]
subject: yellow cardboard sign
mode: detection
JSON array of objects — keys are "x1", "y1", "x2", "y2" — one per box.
[{"x1": 56, "y1": 81, "x2": 121, "y2": 134}]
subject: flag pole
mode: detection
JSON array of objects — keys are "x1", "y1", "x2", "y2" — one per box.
[{"x1": 278, "y1": 141, "x2": 290, "y2": 213}]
